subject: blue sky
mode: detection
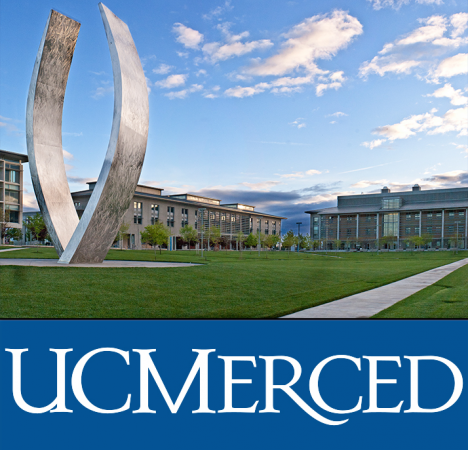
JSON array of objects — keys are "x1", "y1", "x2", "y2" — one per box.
[{"x1": 0, "y1": 0, "x2": 467, "y2": 231}]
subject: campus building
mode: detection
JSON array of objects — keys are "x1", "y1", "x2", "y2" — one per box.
[
  {"x1": 306, "y1": 185, "x2": 468, "y2": 250},
  {"x1": 0, "y1": 150, "x2": 28, "y2": 243},
  {"x1": 72, "y1": 182, "x2": 285, "y2": 249}
]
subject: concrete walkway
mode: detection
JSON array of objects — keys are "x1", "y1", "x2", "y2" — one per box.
[
  {"x1": 0, "y1": 258, "x2": 200, "y2": 268},
  {"x1": 0, "y1": 248, "x2": 25, "y2": 253},
  {"x1": 282, "y1": 258, "x2": 468, "y2": 319}
]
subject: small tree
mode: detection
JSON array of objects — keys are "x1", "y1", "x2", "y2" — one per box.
[
  {"x1": 312, "y1": 240, "x2": 320, "y2": 251},
  {"x1": 114, "y1": 222, "x2": 130, "y2": 250},
  {"x1": 6, "y1": 228, "x2": 22, "y2": 243},
  {"x1": 235, "y1": 231, "x2": 246, "y2": 252},
  {"x1": 0, "y1": 209, "x2": 12, "y2": 244},
  {"x1": 180, "y1": 225, "x2": 198, "y2": 251},
  {"x1": 264, "y1": 234, "x2": 280, "y2": 250},
  {"x1": 282, "y1": 230, "x2": 296, "y2": 255},
  {"x1": 244, "y1": 233, "x2": 257, "y2": 253},
  {"x1": 140, "y1": 222, "x2": 171, "y2": 258},
  {"x1": 333, "y1": 239, "x2": 342, "y2": 255},
  {"x1": 23, "y1": 212, "x2": 49, "y2": 243},
  {"x1": 208, "y1": 226, "x2": 221, "y2": 250}
]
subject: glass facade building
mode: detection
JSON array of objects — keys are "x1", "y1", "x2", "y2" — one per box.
[{"x1": 306, "y1": 185, "x2": 468, "y2": 250}]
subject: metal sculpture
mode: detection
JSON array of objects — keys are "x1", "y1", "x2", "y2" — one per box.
[{"x1": 26, "y1": 3, "x2": 149, "y2": 264}]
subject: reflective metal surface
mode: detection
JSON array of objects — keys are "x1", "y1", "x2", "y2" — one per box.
[
  {"x1": 26, "y1": 10, "x2": 81, "y2": 256},
  {"x1": 27, "y1": 4, "x2": 149, "y2": 264}
]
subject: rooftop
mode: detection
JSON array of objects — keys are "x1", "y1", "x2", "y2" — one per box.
[{"x1": 0, "y1": 149, "x2": 29, "y2": 163}]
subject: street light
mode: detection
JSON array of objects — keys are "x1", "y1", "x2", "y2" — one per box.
[
  {"x1": 296, "y1": 222, "x2": 302, "y2": 253},
  {"x1": 199, "y1": 208, "x2": 206, "y2": 258}
]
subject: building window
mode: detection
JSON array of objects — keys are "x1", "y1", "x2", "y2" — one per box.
[
  {"x1": 406, "y1": 214, "x2": 411, "y2": 220},
  {"x1": 346, "y1": 228, "x2": 352, "y2": 236},
  {"x1": 449, "y1": 211, "x2": 454, "y2": 217},
  {"x1": 5, "y1": 184, "x2": 19, "y2": 203},
  {"x1": 405, "y1": 227, "x2": 411, "y2": 235},
  {"x1": 436, "y1": 212, "x2": 442, "y2": 218},
  {"x1": 427, "y1": 226, "x2": 433, "y2": 233},
  {"x1": 415, "y1": 227, "x2": 420, "y2": 235},
  {"x1": 74, "y1": 202, "x2": 81, "y2": 207},
  {"x1": 133, "y1": 202, "x2": 142, "y2": 224},
  {"x1": 460, "y1": 211, "x2": 465, "y2": 217},
  {"x1": 383, "y1": 213, "x2": 398, "y2": 237},
  {"x1": 5, "y1": 165, "x2": 20, "y2": 184},
  {"x1": 382, "y1": 198, "x2": 401, "y2": 209},
  {"x1": 448, "y1": 225, "x2": 454, "y2": 233},
  {"x1": 5, "y1": 204, "x2": 19, "y2": 223},
  {"x1": 272, "y1": 221, "x2": 276, "y2": 235},
  {"x1": 181, "y1": 208, "x2": 188, "y2": 227},
  {"x1": 167, "y1": 206, "x2": 174, "y2": 227},
  {"x1": 415, "y1": 213, "x2": 420, "y2": 220},
  {"x1": 328, "y1": 216, "x2": 334, "y2": 223},
  {"x1": 366, "y1": 215, "x2": 373, "y2": 222},
  {"x1": 427, "y1": 212, "x2": 433, "y2": 219},
  {"x1": 256, "y1": 218, "x2": 261, "y2": 232},
  {"x1": 151, "y1": 204, "x2": 159, "y2": 225},
  {"x1": 346, "y1": 216, "x2": 353, "y2": 222}
]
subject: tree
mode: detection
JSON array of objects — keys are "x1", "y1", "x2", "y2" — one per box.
[
  {"x1": 264, "y1": 234, "x2": 280, "y2": 250},
  {"x1": 140, "y1": 222, "x2": 171, "y2": 258},
  {"x1": 244, "y1": 233, "x2": 257, "y2": 253},
  {"x1": 235, "y1": 231, "x2": 246, "y2": 252},
  {"x1": 180, "y1": 225, "x2": 198, "y2": 251},
  {"x1": 114, "y1": 222, "x2": 130, "y2": 250},
  {"x1": 0, "y1": 209, "x2": 12, "y2": 244},
  {"x1": 23, "y1": 212, "x2": 49, "y2": 243},
  {"x1": 298, "y1": 233, "x2": 311, "y2": 251},
  {"x1": 6, "y1": 228, "x2": 22, "y2": 242},
  {"x1": 208, "y1": 226, "x2": 221, "y2": 250},
  {"x1": 282, "y1": 230, "x2": 296, "y2": 254},
  {"x1": 333, "y1": 239, "x2": 342, "y2": 255},
  {"x1": 312, "y1": 240, "x2": 320, "y2": 251}
]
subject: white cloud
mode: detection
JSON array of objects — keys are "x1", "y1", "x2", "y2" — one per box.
[
  {"x1": 195, "y1": 69, "x2": 207, "y2": 77},
  {"x1": 299, "y1": 191, "x2": 355, "y2": 205},
  {"x1": 327, "y1": 111, "x2": 348, "y2": 117},
  {"x1": 155, "y1": 74, "x2": 187, "y2": 89},
  {"x1": 351, "y1": 179, "x2": 388, "y2": 188},
  {"x1": 359, "y1": 15, "x2": 468, "y2": 80},
  {"x1": 240, "y1": 181, "x2": 282, "y2": 191},
  {"x1": 367, "y1": 0, "x2": 443, "y2": 10},
  {"x1": 373, "y1": 106, "x2": 468, "y2": 140},
  {"x1": 289, "y1": 118, "x2": 306, "y2": 129},
  {"x1": 91, "y1": 83, "x2": 113, "y2": 99},
  {"x1": 62, "y1": 149, "x2": 74, "y2": 160},
  {"x1": 224, "y1": 83, "x2": 269, "y2": 98},
  {"x1": 361, "y1": 139, "x2": 387, "y2": 149},
  {"x1": 451, "y1": 12, "x2": 468, "y2": 38},
  {"x1": 279, "y1": 169, "x2": 322, "y2": 178},
  {"x1": 203, "y1": 1, "x2": 233, "y2": 21},
  {"x1": 246, "y1": 10, "x2": 362, "y2": 76},
  {"x1": 164, "y1": 84, "x2": 203, "y2": 100},
  {"x1": 203, "y1": 39, "x2": 273, "y2": 63},
  {"x1": 177, "y1": 51, "x2": 189, "y2": 58},
  {"x1": 173, "y1": 23, "x2": 204, "y2": 49},
  {"x1": 429, "y1": 53, "x2": 468, "y2": 82},
  {"x1": 153, "y1": 64, "x2": 174, "y2": 75},
  {"x1": 427, "y1": 83, "x2": 468, "y2": 105}
]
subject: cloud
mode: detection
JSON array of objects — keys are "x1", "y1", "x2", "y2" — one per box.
[
  {"x1": 423, "y1": 170, "x2": 468, "y2": 187},
  {"x1": 177, "y1": 51, "x2": 189, "y2": 58},
  {"x1": 246, "y1": 10, "x2": 362, "y2": 77},
  {"x1": 62, "y1": 150, "x2": 74, "y2": 160},
  {"x1": 153, "y1": 64, "x2": 174, "y2": 75},
  {"x1": 367, "y1": 0, "x2": 444, "y2": 10},
  {"x1": 63, "y1": 131, "x2": 83, "y2": 137},
  {"x1": 91, "y1": 84, "x2": 113, "y2": 99},
  {"x1": 327, "y1": 111, "x2": 348, "y2": 117},
  {"x1": 164, "y1": 84, "x2": 203, "y2": 100},
  {"x1": 361, "y1": 139, "x2": 387, "y2": 149},
  {"x1": 289, "y1": 117, "x2": 306, "y2": 129},
  {"x1": 173, "y1": 23, "x2": 204, "y2": 49},
  {"x1": 203, "y1": 1, "x2": 233, "y2": 21},
  {"x1": 278, "y1": 169, "x2": 322, "y2": 178},
  {"x1": 224, "y1": 83, "x2": 270, "y2": 98},
  {"x1": 0, "y1": 115, "x2": 22, "y2": 134},
  {"x1": 67, "y1": 176, "x2": 96, "y2": 185},
  {"x1": 359, "y1": 15, "x2": 468, "y2": 81},
  {"x1": 195, "y1": 69, "x2": 207, "y2": 76},
  {"x1": 451, "y1": 12, "x2": 468, "y2": 38},
  {"x1": 452, "y1": 142, "x2": 468, "y2": 156},
  {"x1": 427, "y1": 83, "x2": 468, "y2": 105},
  {"x1": 239, "y1": 181, "x2": 282, "y2": 191},
  {"x1": 155, "y1": 74, "x2": 187, "y2": 89},
  {"x1": 428, "y1": 53, "x2": 468, "y2": 82},
  {"x1": 351, "y1": 179, "x2": 389, "y2": 188},
  {"x1": 373, "y1": 106, "x2": 468, "y2": 140},
  {"x1": 202, "y1": 39, "x2": 273, "y2": 64}
]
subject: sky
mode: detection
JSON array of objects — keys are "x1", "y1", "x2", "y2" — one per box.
[{"x1": 0, "y1": 0, "x2": 467, "y2": 231}]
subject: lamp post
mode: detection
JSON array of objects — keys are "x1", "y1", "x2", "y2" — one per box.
[
  {"x1": 296, "y1": 222, "x2": 302, "y2": 253},
  {"x1": 455, "y1": 221, "x2": 461, "y2": 253},
  {"x1": 199, "y1": 208, "x2": 206, "y2": 258}
]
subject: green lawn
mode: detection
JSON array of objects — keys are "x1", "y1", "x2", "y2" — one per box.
[
  {"x1": 0, "y1": 248, "x2": 467, "y2": 318},
  {"x1": 373, "y1": 263, "x2": 468, "y2": 318}
]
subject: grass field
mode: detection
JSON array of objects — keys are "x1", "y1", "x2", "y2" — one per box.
[
  {"x1": 373, "y1": 263, "x2": 468, "y2": 318},
  {"x1": 1, "y1": 247, "x2": 466, "y2": 318}
]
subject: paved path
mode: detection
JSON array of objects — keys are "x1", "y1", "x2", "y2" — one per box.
[
  {"x1": 0, "y1": 258, "x2": 200, "y2": 268},
  {"x1": 0, "y1": 248, "x2": 25, "y2": 253},
  {"x1": 282, "y1": 258, "x2": 468, "y2": 319}
]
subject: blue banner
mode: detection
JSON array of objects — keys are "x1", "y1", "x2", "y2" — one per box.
[{"x1": 0, "y1": 320, "x2": 466, "y2": 449}]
